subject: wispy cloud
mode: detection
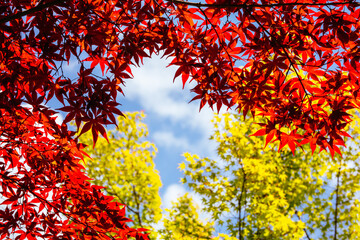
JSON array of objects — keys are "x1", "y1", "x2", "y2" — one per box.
[
  {"x1": 162, "y1": 184, "x2": 187, "y2": 209},
  {"x1": 123, "y1": 55, "x2": 222, "y2": 158},
  {"x1": 153, "y1": 131, "x2": 190, "y2": 150}
]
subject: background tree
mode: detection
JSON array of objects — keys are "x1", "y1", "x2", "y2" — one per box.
[
  {"x1": 78, "y1": 111, "x2": 360, "y2": 239},
  {"x1": 179, "y1": 112, "x2": 360, "y2": 239},
  {"x1": 160, "y1": 194, "x2": 215, "y2": 240},
  {"x1": 79, "y1": 112, "x2": 162, "y2": 238},
  {"x1": 79, "y1": 111, "x2": 215, "y2": 239}
]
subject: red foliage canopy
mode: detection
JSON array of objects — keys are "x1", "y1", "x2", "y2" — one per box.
[{"x1": 1, "y1": 0, "x2": 360, "y2": 239}]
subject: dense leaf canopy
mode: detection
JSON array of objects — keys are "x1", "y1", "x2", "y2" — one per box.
[{"x1": 1, "y1": 0, "x2": 360, "y2": 239}]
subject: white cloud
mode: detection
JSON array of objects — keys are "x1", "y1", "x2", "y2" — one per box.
[
  {"x1": 153, "y1": 131, "x2": 190, "y2": 150},
  {"x1": 124, "y1": 56, "x2": 193, "y2": 119},
  {"x1": 124, "y1": 55, "x2": 213, "y2": 126},
  {"x1": 123, "y1": 55, "x2": 225, "y2": 157},
  {"x1": 162, "y1": 184, "x2": 187, "y2": 209},
  {"x1": 54, "y1": 112, "x2": 63, "y2": 125},
  {"x1": 62, "y1": 59, "x2": 80, "y2": 74}
]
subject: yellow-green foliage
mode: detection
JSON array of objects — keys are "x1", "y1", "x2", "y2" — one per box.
[
  {"x1": 79, "y1": 111, "x2": 360, "y2": 240},
  {"x1": 180, "y1": 112, "x2": 360, "y2": 239},
  {"x1": 160, "y1": 194, "x2": 215, "y2": 240},
  {"x1": 78, "y1": 112, "x2": 162, "y2": 236}
]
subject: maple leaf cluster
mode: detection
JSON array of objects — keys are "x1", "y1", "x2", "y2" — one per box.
[
  {"x1": 0, "y1": 0, "x2": 360, "y2": 239},
  {"x1": 0, "y1": 107, "x2": 147, "y2": 239},
  {"x1": 166, "y1": 0, "x2": 360, "y2": 156}
]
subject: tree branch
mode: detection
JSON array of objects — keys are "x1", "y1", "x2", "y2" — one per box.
[
  {"x1": 238, "y1": 165, "x2": 247, "y2": 240},
  {"x1": 132, "y1": 184, "x2": 144, "y2": 228},
  {"x1": 167, "y1": 0, "x2": 359, "y2": 9},
  {"x1": 295, "y1": 210, "x2": 312, "y2": 240},
  {"x1": 333, "y1": 165, "x2": 342, "y2": 240},
  {"x1": 0, "y1": 0, "x2": 67, "y2": 24},
  {"x1": 104, "y1": 178, "x2": 140, "y2": 216}
]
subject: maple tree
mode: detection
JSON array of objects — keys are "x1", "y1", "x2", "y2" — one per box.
[{"x1": 1, "y1": 0, "x2": 360, "y2": 239}]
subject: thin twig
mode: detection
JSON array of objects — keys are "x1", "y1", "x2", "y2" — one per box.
[
  {"x1": 238, "y1": 163, "x2": 247, "y2": 240},
  {"x1": 0, "y1": 0, "x2": 67, "y2": 24},
  {"x1": 104, "y1": 176, "x2": 140, "y2": 216},
  {"x1": 132, "y1": 184, "x2": 143, "y2": 228},
  {"x1": 295, "y1": 210, "x2": 312, "y2": 240}
]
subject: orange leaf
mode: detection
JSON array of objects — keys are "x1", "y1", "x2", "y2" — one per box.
[{"x1": 251, "y1": 128, "x2": 266, "y2": 137}]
